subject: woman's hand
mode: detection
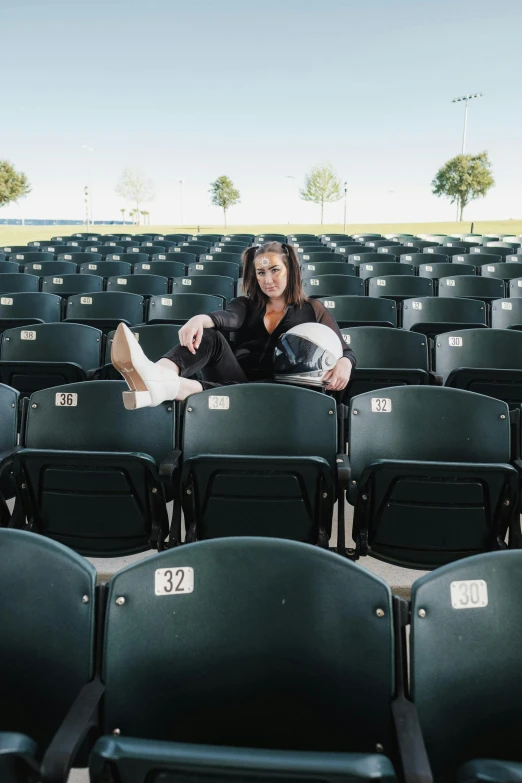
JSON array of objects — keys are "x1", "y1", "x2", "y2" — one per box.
[
  {"x1": 323, "y1": 357, "x2": 353, "y2": 392},
  {"x1": 178, "y1": 315, "x2": 211, "y2": 355}
]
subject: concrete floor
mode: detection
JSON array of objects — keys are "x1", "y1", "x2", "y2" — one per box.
[{"x1": 68, "y1": 498, "x2": 426, "y2": 783}]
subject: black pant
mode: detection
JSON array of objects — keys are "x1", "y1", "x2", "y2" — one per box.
[{"x1": 163, "y1": 330, "x2": 252, "y2": 390}]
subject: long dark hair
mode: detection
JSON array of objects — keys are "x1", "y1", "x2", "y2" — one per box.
[{"x1": 241, "y1": 242, "x2": 306, "y2": 308}]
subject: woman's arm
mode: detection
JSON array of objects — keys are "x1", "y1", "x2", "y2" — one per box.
[{"x1": 178, "y1": 297, "x2": 249, "y2": 355}]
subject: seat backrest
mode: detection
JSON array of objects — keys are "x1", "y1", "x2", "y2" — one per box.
[
  {"x1": 41, "y1": 274, "x2": 104, "y2": 296},
  {"x1": 24, "y1": 261, "x2": 77, "y2": 276},
  {"x1": 0, "y1": 528, "x2": 96, "y2": 752},
  {"x1": 1, "y1": 322, "x2": 103, "y2": 369},
  {"x1": 24, "y1": 380, "x2": 175, "y2": 464},
  {"x1": 319, "y1": 296, "x2": 397, "y2": 327},
  {"x1": 171, "y1": 275, "x2": 235, "y2": 301},
  {"x1": 65, "y1": 291, "x2": 144, "y2": 325},
  {"x1": 434, "y1": 328, "x2": 522, "y2": 379},
  {"x1": 0, "y1": 273, "x2": 39, "y2": 293},
  {"x1": 342, "y1": 248, "x2": 377, "y2": 259},
  {"x1": 182, "y1": 384, "x2": 337, "y2": 472},
  {"x1": 402, "y1": 297, "x2": 487, "y2": 330},
  {"x1": 10, "y1": 252, "x2": 53, "y2": 264},
  {"x1": 438, "y1": 275, "x2": 504, "y2": 300},
  {"x1": 415, "y1": 252, "x2": 450, "y2": 264},
  {"x1": 148, "y1": 293, "x2": 223, "y2": 323},
  {"x1": 359, "y1": 262, "x2": 414, "y2": 280},
  {"x1": 86, "y1": 245, "x2": 124, "y2": 257},
  {"x1": 349, "y1": 252, "x2": 398, "y2": 266},
  {"x1": 341, "y1": 326, "x2": 429, "y2": 369},
  {"x1": 0, "y1": 382, "x2": 19, "y2": 449},
  {"x1": 471, "y1": 246, "x2": 512, "y2": 258},
  {"x1": 198, "y1": 252, "x2": 242, "y2": 266},
  {"x1": 425, "y1": 246, "x2": 465, "y2": 258},
  {"x1": 481, "y1": 262, "x2": 522, "y2": 281},
  {"x1": 418, "y1": 262, "x2": 475, "y2": 279},
  {"x1": 133, "y1": 261, "x2": 185, "y2": 279},
  {"x1": 301, "y1": 261, "x2": 354, "y2": 277},
  {"x1": 349, "y1": 386, "x2": 510, "y2": 484},
  {"x1": 368, "y1": 275, "x2": 433, "y2": 298},
  {"x1": 58, "y1": 252, "x2": 102, "y2": 264},
  {"x1": 0, "y1": 261, "x2": 20, "y2": 273},
  {"x1": 302, "y1": 275, "x2": 364, "y2": 298},
  {"x1": 102, "y1": 537, "x2": 394, "y2": 752},
  {"x1": 125, "y1": 250, "x2": 150, "y2": 263},
  {"x1": 0, "y1": 292, "x2": 62, "y2": 322},
  {"x1": 105, "y1": 323, "x2": 179, "y2": 364},
  {"x1": 106, "y1": 274, "x2": 169, "y2": 296},
  {"x1": 79, "y1": 260, "x2": 132, "y2": 277},
  {"x1": 453, "y1": 252, "x2": 501, "y2": 265},
  {"x1": 411, "y1": 551, "x2": 522, "y2": 781},
  {"x1": 166, "y1": 250, "x2": 198, "y2": 264},
  {"x1": 377, "y1": 245, "x2": 419, "y2": 256},
  {"x1": 188, "y1": 261, "x2": 240, "y2": 280},
  {"x1": 491, "y1": 298, "x2": 522, "y2": 329}
]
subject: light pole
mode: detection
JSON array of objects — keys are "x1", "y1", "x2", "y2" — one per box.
[
  {"x1": 284, "y1": 175, "x2": 295, "y2": 224},
  {"x1": 81, "y1": 145, "x2": 94, "y2": 227},
  {"x1": 343, "y1": 181, "x2": 347, "y2": 233},
  {"x1": 451, "y1": 93, "x2": 483, "y2": 220},
  {"x1": 178, "y1": 179, "x2": 185, "y2": 226}
]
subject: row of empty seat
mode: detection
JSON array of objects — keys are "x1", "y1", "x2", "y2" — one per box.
[{"x1": 2, "y1": 528, "x2": 521, "y2": 783}]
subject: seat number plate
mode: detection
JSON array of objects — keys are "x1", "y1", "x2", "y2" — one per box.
[
  {"x1": 33, "y1": 264, "x2": 42, "y2": 270},
  {"x1": 412, "y1": 301, "x2": 422, "y2": 309},
  {"x1": 155, "y1": 567, "x2": 194, "y2": 595},
  {"x1": 446, "y1": 279, "x2": 456, "y2": 286},
  {"x1": 449, "y1": 336, "x2": 463, "y2": 346},
  {"x1": 343, "y1": 334, "x2": 351, "y2": 344},
  {"x1": 53, "y1": 278, "x2": 63, "y2": 284},
  {"x1": 209, "y1": 395, "x2": 230, "y2": 410},
  {"x1": 1, "y1": 298, "x2": 13, "y2": 305},
  {"x1": 377, "y1": 279, "x2": 386, "y2": 286},
  {"x1": 143, "y1": 264, "x2": 150, "y2": 270},
  {"x1": 310, "y1": 279, "x2": 319, "y2": 286},
  {"x1": 196, "y1": 264, "x2": 204, "y2": 270},
  {"x1": 502, "y1": 302, "x2": 512, "y2": 310},
  {"x1": 88, "y1": 264, "x2": 97, "y2": 270},
  {"x1": 117, "y1": 278, "x2": 127, "y2": 284},
  {"x1": 81, "y1": 297, "x2": 92, "y2": 304},
  {"x1": 365, "y1": 265, "x2": 373, "y2": 271},
  {"x1": 161, "y1": 298, "x2": 172, "y2": 306},
  {"x1": 425, "y1": 265, "x2": 432, "y2": 271},
  {"x1": 324, "y1": 300, "x2": 335, "y2": 308},
  {"x1": 450, "y1": 579, "x2": 488, "y2": 609},
  {"x1": 55, "y1": 392, "x2": 78, "y2": 406},
  {"x1": 21, "y1": 330, "x2": 36, "y2": 340},
  {"x1": 371, "y1": 397, "x2": 392, "y2": 412},
  {"x1": 182, "y1": 279, "x2": 192, "y2": 285}
]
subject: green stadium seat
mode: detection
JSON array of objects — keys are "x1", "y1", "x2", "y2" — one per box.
[
  {"x1": 13, "y1": 380, "x2": 175, "y2": 555},
  {"x1": 162, "y1": 251, "x2": 197, "y2": 265},
  {"x1": 0, "y1": 382, "x2": 20, "y2": 520},
  {"x1": 212, "y1": 244, "x2": 247, "y2": 254},
  {"x1": 377, "y1": 245, "x2": 420, "y2": 256},
  {"x1": 199, "y1": 252, "x2": 242, "y2": 266},
  {"x1": 339, "y1": 247, "x2": 376, "y2": 259},
  {"x1": 359, "y1": 262, "x2": 414, "y2": 283},
  {"x1": 9, "y1": 252, "x2": 53, "y2": 264},
  {"x1": 491, "y1": 298, "x2": 522, "y2": 330},
  {"x1": 0, "y1": 246, "x2": 33, "y2": 255},
  {"x1": 188, "y1": 260, "x2": 240, "y2": 280},
  {"x1": 402, "y1": 252, "x2": 449, "y2": 265},
  {"x1": 164, "y1": 234, "x2": 190, "y2": 242},
  {"x1": 471, "y1": 246, "x2": 513, "y2": 258},
  {"x1": 58, "y1": 252, "x2": 102, "y2": 264},
  {"x1": 302, "y1": 275, "x2": 364, "y2": 298},
  {"x1": 171, "y1": 275, "x2": 235, "y2": 303},
  {"x1": 41, "y1": 274, "x2": 104, "y2": 301},
  {"x1": 255, "y1": 233, "x2": 286, "y2": 242},
  {"x1": 64, "y1": 291, "x2": 145, "y2": 333},
  {"x1": 434, "y1": 328, "x2": 522, "y2": 407},
  {"x1": 0, "y1": 274, "x2": 39, "y2": 294},
  {"x1": 366, "y1": 239, "x2": 400, "y2": 249},
  {"x1": 197, "y1": 234, "x2": 223, "y2": 243},
  {"x1": 403, "y1": 240, "x2": 440, "y2": 249},
  {"x1": 0, "y1": 528, "x2": 97, "y2": 783},
  {"x1": 0, "y1": 292, "x2": 62, "y2": 332},
  {"x1": 402, "y1": 297, "x2": 487, "y2": 340},
  {"x1": 298, "y1": 251, "x2": 340, "y2": 265},
  {"x1": 347, "y1": 386, "x2": 519, "y2": 568},
  {"x1": 24, "y1": 260, "x2": 77, "y2": 276},
  {"x1": 438, "y1": 276, "x2": 504, "y2": 303},
  {"x1": 178, "y1": 242, "x2": 210, "y2": 254},
  {"x1": 104, "y1": 253, "x2": 127, "y2": 262},
  {"x1": 114, "y1": 240, "x2": 140, "y2": 250},
  {"x1": 89, "y1": 537, "x2": 405, "y2": 783},
  {"x1": 85, "y1": 245, "x2": 125, "y2": 257},
  {"x1": 180, "y1": 384, "x2": 346, "y2": 545},
  {"x1": 106, "y1": 275, "x2": 169, "y2": 297},
  {"x1": 0, "y1": 323, "x2": 103, "y2": 395},
  {"x1": 505, "y1": 254, "x2": 522, "y2": 263},
  {"x1": 411, "y1": 551, "x2": 522, "y2": 782},
  {"x1": 507, "y1": 278, "x2": 522, "y2": 298},
  {"x1": 301, "y1": 261, "x2": 355, "y2": 277},
  {"x1": 319, "y1": 296, "x2": 397, "y2": 327},
  {"x1": 424, "y1": 246, "x2": 465, "y2": 258},
  {"x1": 487, "y1": 240, "x2": 521, "y2": 250},
  {"x1": 480, "y1": 263, "x2": 522, "y2": 291},
  {"x1": 341, "y1": 326, "x2": 432, "y2": 405},
  {"x1": 134, "y1": 260, "x2": 186, "y2": 278},
  {"x1": 0, "y1": 262, "x2": 20, "y2": 274},
  {"x1": 147, "y1": 293, "x2": 223, "y2": 324},
  {"x1": 350, "y1": 252, "x2": 398, "y2": 266},
  {"x1": 79, "y1": 260, "x2": 132, "y2": 277},
  {"x1": 28, "y1": 240, "x2": 64, "y2": 248},
  {"x1": 418, "y1": 263, "x2": 476, "y2": 285},
  {"x1": 368, "y1": 276, "x2": 433, "y2": 308},
  {"x1": 453, "y1": 253, "x2": 502, "y2": 265},
  {"x1": 125, "y1": 250, "x2": 152, "y2": 263}
]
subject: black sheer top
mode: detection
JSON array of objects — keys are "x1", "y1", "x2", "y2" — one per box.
[{"x1": 209, "y1": 296, "x2": 356, "y2": 381}]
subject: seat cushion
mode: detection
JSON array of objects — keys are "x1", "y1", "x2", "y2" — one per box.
[
  {"x1": 458, "y1": 759, "x2": 522, "y2": 782},
  {"x1": 90, "y1": 736, "x2": 398, "y2": 782}
]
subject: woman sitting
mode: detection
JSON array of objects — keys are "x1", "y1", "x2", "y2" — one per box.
[{"x1": 111, "y1": 241, "x2": 356, "y2": 408}]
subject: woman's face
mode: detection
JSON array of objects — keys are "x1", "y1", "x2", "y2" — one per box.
[{"x1": 254, "y1": 252, "x2": 288, "y2": 299}]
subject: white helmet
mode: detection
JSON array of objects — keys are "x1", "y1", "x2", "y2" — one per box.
[{"x1": 273, "y1": 322, "x2": 343, "y2": 387}]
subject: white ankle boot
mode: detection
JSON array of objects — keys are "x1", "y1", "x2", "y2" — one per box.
[{"x1": 111, "y1": 323, "x2": 180, "y2": 409}]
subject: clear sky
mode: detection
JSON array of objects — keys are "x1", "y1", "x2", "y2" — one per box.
[{"x1": 2, "y1": 0, "x2": 522, "y2": 225}]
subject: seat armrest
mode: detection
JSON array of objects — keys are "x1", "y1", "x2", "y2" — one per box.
[
  {"x1": 0, "y1": 446, "x2": 21, "y2": 479},
  {"x1": 336, "y1": 453, "x2": 351, "y2": 489},
  {"x1": 41, "y1": 678, "x2": 105, "y2": 783},
  {"x1": 159, "y1": 449, "x2": 182, "y2": 480}
]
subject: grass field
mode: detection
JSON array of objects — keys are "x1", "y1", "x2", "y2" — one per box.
[{"x1": 2, "y1": 220, "x2": 522, "y2": 246}]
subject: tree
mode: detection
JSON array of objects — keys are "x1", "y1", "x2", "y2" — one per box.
[
  {"x1": 120, "y1": 207, "x2": 126, "y2": 223},
  {"x1": 115, "y1": 168, "x2": 154, "y2": 223},
  {"x1": 0, "y1": 160, "x2": 31, "y2": 209},
  {"x1": 209, "y1": 175, "x2": 240, "y2": 228},
  {"x1": 299, "y1": 162, "x2": 343, "y2": 224},
  {"x1": 431, "y1": 152, "x2": 494, "y2": 221},
  {"x1": 141, "y1": 210, "x2": 149, "y2": 225}
]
